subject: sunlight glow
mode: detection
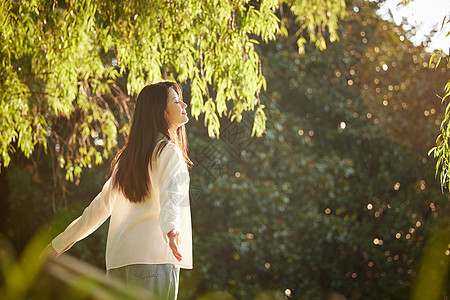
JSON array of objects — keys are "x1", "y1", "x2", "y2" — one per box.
[{"x1": 374, "y1": 0, "x2": 450, "y2": 53}]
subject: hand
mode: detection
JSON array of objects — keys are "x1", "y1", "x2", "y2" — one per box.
[
  {"x1": 167, "y1": 229, "x2": 182, "y2": 262},
  {"x1": 40, "y1": 243, "x2": 58, "y2": 260},
  {"x1": 40, "y1": 242, "x2": 73, "y2": 260}
]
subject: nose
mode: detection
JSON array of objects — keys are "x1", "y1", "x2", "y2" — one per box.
[{"x1": 181, "y1": 102, "x2": 187, "y2": 109}]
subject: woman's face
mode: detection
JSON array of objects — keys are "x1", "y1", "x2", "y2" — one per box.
[{"x1": 165, "y1": 87, "x2": 189, "y2": 130}]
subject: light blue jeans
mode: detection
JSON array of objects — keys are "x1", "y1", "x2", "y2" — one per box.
[{"x1": 106, "y1": 264, "x2": 180, "y2": 300}]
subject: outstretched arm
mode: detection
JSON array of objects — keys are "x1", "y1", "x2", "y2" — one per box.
[{"x1": 51, "y1": 178, "x2": 116, "y2": 255}]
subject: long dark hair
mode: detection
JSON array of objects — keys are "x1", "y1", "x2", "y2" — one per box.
[{"x1": 111, "y1": 82, "x2": 192, "y2": 203}]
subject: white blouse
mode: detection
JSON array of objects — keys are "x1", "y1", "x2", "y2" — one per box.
[{"x1": 52, "y1": 138, "x2": 192, "y2": 270}]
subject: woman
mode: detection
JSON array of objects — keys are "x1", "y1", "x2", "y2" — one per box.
[{"x1": 47, "y1": 82, "x2": 193, "y2": 300}]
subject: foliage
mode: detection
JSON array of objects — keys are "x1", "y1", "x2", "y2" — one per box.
[
  {"x1": 419, "y1": 7, "x2": 450, "y2": 190},
  {"x1": 0, "y1": 229, "x2": 50, "y2": 299},
  {"x1": 188, "y1": 101, "x2": 448, "y2": 299},
  {"x1": 0, "y1": 0, "x2": 346, "y2": 194},
  {"x1": 428, "y1": 51, "x2": 450, "y2": 189},
  {"x1": 281, "y1": 0, "x2": 346, "y2": 54},
  {"x1": 410, "y1": 225, "x2": 450, "y2": 300},
  {"x1": 186, "y1": 0, "x2": 450, "y2": 298},
  {"x1": 0, "y1": 232, "x2": 162, "y2": 300},
  {"x1": 2, "y1": 0, "x2": 449, "y2": 299}
]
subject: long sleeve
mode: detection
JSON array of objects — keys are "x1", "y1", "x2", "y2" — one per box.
[
  {"x1": 157, "y1": 144, "x2": 189, "y2": 237},
  {"x1": 52, "y1": 177, "x2": 116, "y2": 253}
]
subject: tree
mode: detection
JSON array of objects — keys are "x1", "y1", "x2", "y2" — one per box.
[
  {"x1": 389, "y1": 0, "x2": 450, "y2": 191},
  {"x1": 426, "y1": 16, "x2": 450, "y2": 189},
  {"x1": 3, "y1": 0, "x2": 449, "y2": 299},
  {"x1": 0, "y1": 0, "x2": 346, "y2": 192},
  {"x1": 186, "y1": 0, "x2": 449, "y2": 298}
]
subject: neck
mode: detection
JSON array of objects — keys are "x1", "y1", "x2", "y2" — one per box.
[{"x1": 168, "y1": 127, "x2": 178, "y2": 140}]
